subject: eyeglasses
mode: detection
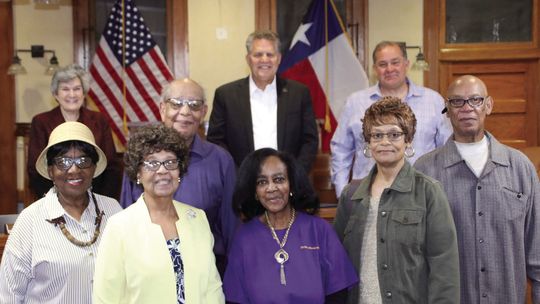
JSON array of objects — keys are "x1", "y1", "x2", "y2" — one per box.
[
  {"x1": 142, "y1": 159, "x2": 180, "y2": 171},
  {"x1": 52, "y1": 156, "x2": 94, "y2": 171},
  {"x1": 446, "y1": 96, "x2": 486, "y2": 108},
  {"x1": 369, "y1": 132, "x2": 405, "y2": 142},
  {"x1": 166, "y1": 98, "x2": 204, "y2": 111}
]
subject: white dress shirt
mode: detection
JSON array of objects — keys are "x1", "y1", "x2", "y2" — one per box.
[
  {"x1": 249, "y1": 75, "x2": 278, "y2": 150},
  {"x1": 0, "y1": 189, "x2": 121, "y2": 304}
]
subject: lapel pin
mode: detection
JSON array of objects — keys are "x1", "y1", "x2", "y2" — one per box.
[{"x1": 187, "y1": 209, "x2": 197, "y2": 219}]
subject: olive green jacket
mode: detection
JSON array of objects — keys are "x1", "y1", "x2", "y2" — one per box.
[{"x1": 334, "y1": 162, "x2": 460, "y2": 303}]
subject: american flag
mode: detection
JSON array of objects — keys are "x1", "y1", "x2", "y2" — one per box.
[{"x1": 88, "y1": 0, "x2": 173, "y2": 146}]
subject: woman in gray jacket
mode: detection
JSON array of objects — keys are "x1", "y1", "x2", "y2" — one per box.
[{"x1": 333, "y1": 96, "x2": 459, "y2": 303}]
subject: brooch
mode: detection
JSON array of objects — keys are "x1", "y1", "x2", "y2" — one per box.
[{"x1": 187, "y1": 209, "x2": 197, "y2": 219}]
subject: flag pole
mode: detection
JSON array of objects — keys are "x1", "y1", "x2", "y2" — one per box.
[
  {"x1": 121, "y1": 0, "x2": 128, "y2": 136},
  {"x1": 323, "y1": 0, "x2": 332, "y2": 133}
]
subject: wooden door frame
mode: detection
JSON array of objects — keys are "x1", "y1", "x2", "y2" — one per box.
[
  {"x1": 0, "y1": 2, "x2": 18, "y2": 214},
  {"x1": 72, "y1": 0, "x2": 189, "y2": 78}
]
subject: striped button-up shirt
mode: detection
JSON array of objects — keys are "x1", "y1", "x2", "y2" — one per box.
[
  {"x1": 330, "y1": 79, "x2": 452, "y2": 197},
  {"x1": 0, "y1": 189, "x2": 121, "y2": 304},
  {"x1": 415, "y1": 133, "x2": 540, "y2": 303}
]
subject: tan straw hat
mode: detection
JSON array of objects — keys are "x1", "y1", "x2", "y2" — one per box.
[{"x1": 35, "y1": 121, "x2": 108, "y2": 180}]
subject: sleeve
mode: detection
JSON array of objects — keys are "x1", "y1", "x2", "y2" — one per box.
[
  {"x1": 525, "y1": 162, "x2": 540, "y2": 302},
  {"x1": 91, "y1": 114, "x2": 122, "y2": 200},
  {"x1": 295, "y1": 86, "x2": 319, "y2": 173},
  {"x1": 330, "y1": 98, "x2": 357, "y2": 197},
  {"x1": 93, "y1": 217, "x2": 127, "y2": 304},
  {"x1": 320, "y1": 220, "x2": 358, "y2": 294},
  {"x1": 332, "y1": 184, "x2": 352, "y2": 242},
  {"x1": 0, "y1": 211, "x2": 34, "y2": 304},
  {"x1": 119, "y1": 173, "x2": 142, "y2": 208},
  {"x1": 207, "y1": 87, "x2": 229, "y2": 151},
  {"x1": 219, "y1": 154, "x2": 240, "y2": 254},
  {"x1": 223, "y1": 232, "x2": 248, "y2": 304},
  {"x1": 27, "y1": 116, "x2": 52, "y2": 198},
  {"x1": 199, "y1": 211, "x2": 226, "y2": 304},
  {"x1": 433, "y1": 93, "x2": 453, "y2": 147},
  {"x1": 425, "y1": 181, "x2": 460, "y2": 303}
]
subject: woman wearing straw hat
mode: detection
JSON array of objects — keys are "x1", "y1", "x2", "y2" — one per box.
[{"x1": 0, "y1": 121, "x2": 122, "y2": 303}]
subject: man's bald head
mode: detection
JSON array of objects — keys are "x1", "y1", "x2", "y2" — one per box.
[
  {"x1": 159, "y1": 78, "x2": 208, "y2": 145},
  {"x1": 447, "y1": 75, "x2": 488, "y2": 97},
  {"x1": 444, "y1": 74, "x2": 493, "y2": 143}
]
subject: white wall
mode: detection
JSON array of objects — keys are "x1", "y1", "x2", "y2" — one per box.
[
  {"x1": 13, "y1": 0, "x2": 73, "y2": 123},
  {"x1": 188, "y1": 0, "x2": 254, "y2": 118},
  {"x1": 368, "y1": 0, "x2": 424, "y2": 86}
]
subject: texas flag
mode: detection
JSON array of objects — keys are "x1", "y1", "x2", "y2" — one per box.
[{"x1": 279, "y1": 0, "x2": 368, "y2": 152}]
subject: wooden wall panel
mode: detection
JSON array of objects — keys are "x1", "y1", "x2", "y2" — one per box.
[{"x1": 443, "y1": 60, "x2": 538, "y2": 149}]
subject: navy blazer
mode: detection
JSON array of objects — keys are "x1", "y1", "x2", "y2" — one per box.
[{"x1": 207, "y1": 76, "x2": 319, "y2": 173}]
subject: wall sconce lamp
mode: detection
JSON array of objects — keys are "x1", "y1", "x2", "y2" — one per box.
[
  {"x1": 7, "y1": 45, "x2": 60, "y2": 76},
  {"x1": 404, "y1": 45, "x2": 429, "y2": 71}
]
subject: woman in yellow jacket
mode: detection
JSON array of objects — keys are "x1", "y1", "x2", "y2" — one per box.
[{"x1": 93, "y1": 124, "x2": 224, "y2": 303}]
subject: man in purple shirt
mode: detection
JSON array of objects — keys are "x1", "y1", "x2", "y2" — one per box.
[
  {"x1": 120, "y1": 78, "x2": 238, "y2": 275},
  {"x1": 331, "y1": 41, "x2": 452, "y2": 196}
]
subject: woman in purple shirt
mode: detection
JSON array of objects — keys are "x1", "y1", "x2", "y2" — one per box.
[{"x1": 224, "y1": 148, "x2": 358, "y2": 303}]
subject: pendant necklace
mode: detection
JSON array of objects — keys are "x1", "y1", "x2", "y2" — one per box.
[{"x1": 265, "y1": 208, "x2": 296, "y2": 286}]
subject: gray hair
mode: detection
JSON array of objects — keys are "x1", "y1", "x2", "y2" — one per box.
[
  {"x1": 50, "y1": 64, "x2": 90, "y2": 95},
  {"x1": 372, "y1": 41, "x2": 408, "y2": 63},
  {"x1": 160, "y1": 78, "x2": 206, "y2": 103},
  {"x1": 245, "y1": 30, "x2": 281, "y2": 54}
]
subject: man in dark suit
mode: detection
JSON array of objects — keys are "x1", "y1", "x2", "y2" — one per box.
[{"x1": 207, "y1": 30, "x2": 319, "y2": 173}]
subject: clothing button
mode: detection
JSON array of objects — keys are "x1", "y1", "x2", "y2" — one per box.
[
  {"x1": 385, "y1": 291, "x2": 392, "y2": 298},
  {"x1": 380, "y1": 238, "x2": 385, "y2": 243},
  {"x1": 82, "y1": 230, "x2": 88, "y2": 234},
  {"x1": 477, "y1": 185, "x2": 482, "y2": 190},
  {"x1": 480, "y1": 267, "x2": 486, "y2": 272},
  {"x1": 478, "y1": 211, "x2": 484, "y2": 216},
  {"x1": 382, "y1": 264, "x2": 388, "y2": 270},
  {"x1": 381, "y1": 211, "x2": 387, "y2": 217},
  {"x1": 479, "y1": 239, "x2": 484, "y2": 243},
  {"x1": 482, "y1": 293, "x2": 487, "y2": 298},
  {"x1": 89, "y1": 252, "x2": 94, "y2": 257},
  {"x1": 517, "y1": 193, "x2": 522, "y2": 198}
]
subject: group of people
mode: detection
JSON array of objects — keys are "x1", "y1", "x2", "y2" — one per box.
[{"x1": 0, "y1": 28, "x2": 537, "y2": 304}]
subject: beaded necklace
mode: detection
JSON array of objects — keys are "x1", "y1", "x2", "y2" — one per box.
[{"x1": 46, "y1": 192, "x2": 104, "y2": 247}]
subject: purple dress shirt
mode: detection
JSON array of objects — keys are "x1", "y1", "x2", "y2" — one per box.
[
  {"x1": 120, "y1": 134, "x2": 238, "y2": 260},
  {"x1": 224, "y1": 212, "x2": 358, "y2": 303}
]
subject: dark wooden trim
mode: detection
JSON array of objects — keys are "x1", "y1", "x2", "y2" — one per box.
[
  {"x1": 0, "y1": 2, "x2": 18, "y2": 214},
  {"x1": 167, "y1": 0, "x2": 189, "y2": 78},
  {"x1": 72, "y1": 0, "x2": 94, "y2": 69},
  {"x1": 423, "y1": 0, "x2": 440, "y2": 91},
  {"x1": 255, "y1": 0, "x2": 276, "y2": 31},
  {"x1": 347, "y1": 0, "x2": 369, "y2": 70}
]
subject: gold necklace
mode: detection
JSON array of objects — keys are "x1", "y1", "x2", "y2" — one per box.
[
  {"x1": 47, "y1": 192, "x2": 104, "y2": 247},
  {"x1": 265, "y1": 208, "x2": 296, "y2": 286}
]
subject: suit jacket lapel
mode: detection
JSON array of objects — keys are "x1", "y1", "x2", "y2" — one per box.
[
  {"x1": 276, "y1": 77, "x2": 288, "y2": 150},
  {"x1": 239, "y1": 77, "x2": 255, "y2": 151}
]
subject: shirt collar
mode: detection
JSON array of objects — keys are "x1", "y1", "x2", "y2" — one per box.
[
  {"x1": 351, "y1": 161, "x2": 415, "y2": 201},
  {"x1": 442, "y1": 131, "x2": 509, "y2": 168},
  {"x1": 371, "y1": 77, "x2": 423, "y2": 100},
  {"x1": 249, "y1": 75, "x2": 277, "y2": 95},
  {"x1": 43, "y1": 189, "x2": 96, "y2": 221}
]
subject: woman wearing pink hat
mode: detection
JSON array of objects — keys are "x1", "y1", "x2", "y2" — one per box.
[{"x1": 0, "y1": 121, "x2": 122, "y2": 303}]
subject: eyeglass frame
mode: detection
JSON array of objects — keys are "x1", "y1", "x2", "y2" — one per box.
[
  {"x1": 446, "y1": 96, "x2": 488, "y2": 109},
  {"x1": 52, "y1": 156, "x2": 94, "y2": 171},
  {"x1": 368, "y1": 131, "x2": 406, "y2": 142},
  {"x1": 141, "y1": 159, "x2": 180, "y2": 172},
  {"x1": 165, "y1": 98, "x2": 205, "y2": 111}
]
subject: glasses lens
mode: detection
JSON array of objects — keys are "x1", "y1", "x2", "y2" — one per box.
[
  {"x1": 53, "y1": 157, "x2": 93, "y2": 170},
  {"x1": 143, "y1": 161, "x2": 161, "y2": 171},
  {"x1": 469, "y1": 97, "x2": 485, "y2": 106},
  {"x1": 163, "y1": 159, "x2": 180, "y2": 170},
  {"x1": 448, "y1": 99, "x2": 465, "y2": 107},
  {"x1": 167, "y1": 98, "x2": 204, "y2": 111},
  {"x1": 389, "y1": 132, "x2": 404, "y2": 140}
]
